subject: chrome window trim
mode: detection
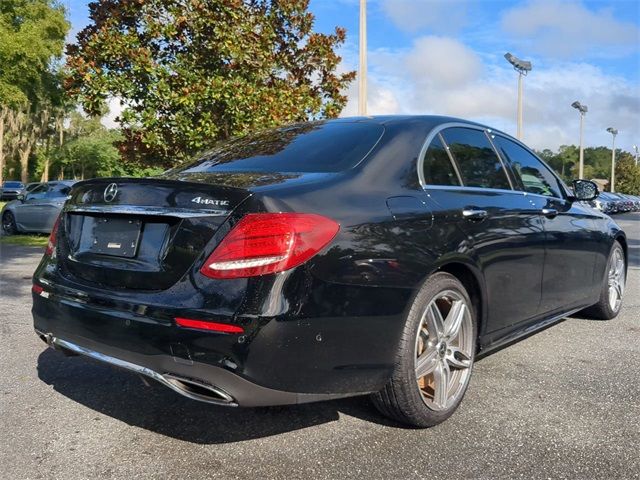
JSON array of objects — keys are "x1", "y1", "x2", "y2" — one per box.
[
  {"x1": 422, "y1": 185, "x2": 525, "y2": 196},
  {"x1": 484, "y1": 130, "x2": 515, "y2": 190},
  {"x1": 417, "y1": 122, "x2": 515, "y2": 193},
  {"x1": 437, "y1": 132, "x2": 464, "y2": 185}
]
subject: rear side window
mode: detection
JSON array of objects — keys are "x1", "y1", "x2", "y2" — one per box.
[
  {"x1": 422, "y1": 135, "x2": 460, "y2": 186},
  {"x1": 493, "y1": 136, "x2": 562, "y2": 198},
  {"x1": 49, "y1": 185, "x2": 71, "y2": 197},
  {"x1": 178, "y1": 122, "x2": 384, "y2": 174},
  {"x1": 441, "y1": 127, "x2": 511, "y2": 190}
]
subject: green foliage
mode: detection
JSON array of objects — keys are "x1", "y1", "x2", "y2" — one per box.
[
  {"x1": 42, "y1": 112, "x2": 164, "y2": 179},
  {"x1": 65, "y1": 0, "x2": 356, "y2": 167},
  {"x1": 0, "y1": 0, "x2": 69, "y2": 183},
  {"x1": 537, "y1": 145, "x2": 640, "y2": 195},
  {"x1": 615, "y1": 154, "x2": 640, "y2": 195},
  {"x1": 0, "y1": 0, "x2": 69, "y2": 107}
]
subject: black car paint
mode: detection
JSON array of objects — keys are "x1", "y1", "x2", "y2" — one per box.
[{"x1": 32, "y1": 116, "x2": 626, "y2": 405}]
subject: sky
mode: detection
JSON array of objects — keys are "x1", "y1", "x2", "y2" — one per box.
[{"x1": 64, "y1": 0, "x2": 640, "y2": 153}]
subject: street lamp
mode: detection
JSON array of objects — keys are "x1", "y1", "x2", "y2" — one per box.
[
  {"x1": 571, "y1": 101, "x2": 588, "y2": 178},
  {"x1": 358, "y1": 0, "x2": 367, "y2": 116},
  {"x1": 606, "y1": 127, "x2": 618, "y2": 192},
  {"x1": 634, "y1": 145, "x2": 639, "y2": 166},
  {"x1": 504, "y1": 52, "x2": 532, "y2": 140}
]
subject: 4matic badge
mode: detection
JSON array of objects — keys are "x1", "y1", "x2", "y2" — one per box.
[{"x1": 191, "y1": 196, "x2": 230, "y2": 207}]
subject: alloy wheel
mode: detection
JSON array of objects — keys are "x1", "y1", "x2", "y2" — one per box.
[
  {"x1": 607, "y1": 248, "x2": 625, "y2": 312},
  {"x1": 2, "y1": 212, "x2": 16, "y2": 235},
  {"x1": 414, "y1": 290, "x2": 473, "y2": 411}
]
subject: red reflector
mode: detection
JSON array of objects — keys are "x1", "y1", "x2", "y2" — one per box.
[
  {"x1": 175, "y1": 317, "x2": 244, "y2": 334},
  {"x1": 200, "y1": 213, "x2": 340, "y2": 279},
  {"x1": 32, "y1": 284, "x2": 44, "y2": 295},
  {"x1": 45, "y1": 214, "x2": 61, "y2": 256}
]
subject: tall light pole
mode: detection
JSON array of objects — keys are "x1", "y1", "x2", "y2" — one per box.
[
  {"x1": 358, "y1": 0, "x2": 367, "y2": 116},
  {"x1": 504, "y1": 53, "x2": 532, "y2": 140},
  {"x1": 606, "y1": 127, "x2": 618, "y2": 192},
  {"x1": 634, "y1": 145, "x2": 639, "y2": 166},
  {"x1": 571, "y1": 101, "x2": 588, "y2": 178}
]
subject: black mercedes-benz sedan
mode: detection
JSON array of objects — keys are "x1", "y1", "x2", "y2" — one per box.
[{"x1": 32, "y1": 116, "x2": 627, "y2": 427}]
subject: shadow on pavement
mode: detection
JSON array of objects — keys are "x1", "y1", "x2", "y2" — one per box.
[
  {"x1": 0, "y1": 244, "x2": 44, "y2": 298},
  {"x1": 37, "y1": 348, "x2": 400, "y2": 444}
]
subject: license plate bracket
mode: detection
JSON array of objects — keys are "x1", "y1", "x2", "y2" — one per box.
[{"x1": 88, "y1": 217, "x2": 142, "y2": 258}]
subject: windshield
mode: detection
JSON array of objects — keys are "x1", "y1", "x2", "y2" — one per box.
[
  {"x1": 176, "y1": 121, "x2": 384, "y2": 174},
  {"x1": 3, "y1": 182, "x2": 23, "y2": 188}
]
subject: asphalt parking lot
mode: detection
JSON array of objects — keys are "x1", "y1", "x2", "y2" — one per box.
[{"x1": 1, "y1": 213, "x2": 638, "y2": 480}]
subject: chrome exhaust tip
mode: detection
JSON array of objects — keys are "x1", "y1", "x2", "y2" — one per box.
[
  {"x1": 36, "y1": 331, "x2": 237, "y2": 406},
  {"x1": 163, "y1": 374, "x2": 235, "y2": 404}
]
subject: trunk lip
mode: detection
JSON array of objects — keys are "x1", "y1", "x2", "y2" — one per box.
[
  {"x1": 71, "y1": 176, "x2": 249, "y2": 194},
  {"x1": 65, "y1": 204, "x2": 230, "y2": 218}
]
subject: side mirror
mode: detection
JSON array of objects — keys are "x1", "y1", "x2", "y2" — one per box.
[
  {"x1": 571, "y1": 179, "x2": 598, "y2": 202},
  {"x1": 16, "y1": 194, "x2": 24, "y2": 201}
]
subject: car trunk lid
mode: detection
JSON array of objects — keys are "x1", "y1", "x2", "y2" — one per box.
[{"x1": 58, "y1": 178, "x2": 251, "y2": 291}]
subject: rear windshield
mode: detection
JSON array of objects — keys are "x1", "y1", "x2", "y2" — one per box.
[
  {"x1": 3, "y1": 182, "x2": 22, "y2": 188},
  {"x1": 177, "y1": 122, "x2": 384, "y2": 174}
]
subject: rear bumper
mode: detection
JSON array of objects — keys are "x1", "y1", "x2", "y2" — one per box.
[
  {"x1": 35, "y1": 329, "x2": 353, "y2": 407},
  {"x1": 32, "y1": 273, "x2": 410, "y2": 405}
]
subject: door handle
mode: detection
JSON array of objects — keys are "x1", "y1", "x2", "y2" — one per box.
[
  {"x1": 462, "y1": 208, "x2": 488, "y2": 221},
  {"x1": 541, "y1": 208, "x2": 558, "y2": 218}
]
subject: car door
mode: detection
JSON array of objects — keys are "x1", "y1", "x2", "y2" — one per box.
[
  {"x1": 492, "y1": 135, "x2": 601, "y2": 314},
  {"x1": 13, "y1": 183, "x2": 49, "y2": 230},
  {"x1": 420, "y1": 126, "x2": 546, "y2": 334},
  {"x1": 38, "y1": 183, "x2": 69, "y2": 231}
]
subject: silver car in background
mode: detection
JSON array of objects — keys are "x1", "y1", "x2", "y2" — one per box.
[
  {"x1": 1, "y1": 181, "x2": 75, "y2": 235},
  {"x1": 0, "y1": 181, "x2": 25, "y2": 200}
]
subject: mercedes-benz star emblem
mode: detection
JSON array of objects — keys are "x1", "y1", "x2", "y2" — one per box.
[{"x1": 104, "y1": 183, "x2": 118, "y2": 202}]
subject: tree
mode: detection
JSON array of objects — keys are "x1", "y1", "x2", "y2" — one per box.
[
  {"x1": 44, "y1": 112, "x2": 164, "y2": 179},
  {"x1": 66, "y1": 0, "x2": 355, "y2": 167},
  {"x1": 0, "y1": 0, "x2": 69, "y2": 183},
  {"x1": 615, "y1": 154, "x2": 640, "y2": 195}
]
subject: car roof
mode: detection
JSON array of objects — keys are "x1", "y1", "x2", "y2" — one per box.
[{"x1": 48, "y1": 180, "x2": 76, "y2": 186}]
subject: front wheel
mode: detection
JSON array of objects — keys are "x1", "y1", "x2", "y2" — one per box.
[
  {"x1": 2, "y1": 211, "x2": 17, "y2": 235},
  {"x1": 372, "y1": 272, "x2": 476, "y2": 427},
  {"x1": 582, "y1": 241, "x2": 626, "y2": 320}
]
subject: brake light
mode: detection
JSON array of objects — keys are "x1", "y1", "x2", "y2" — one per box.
[
  {"x1": 175, "y1": 317, "x2": 244, "y2": 334},
  {"x1": 45, "y1": 214, "x2": 61, "y2": 256},
  {"x1": 200, "y1": 213, "x2": 340, "y2": 279},
  {"x1": 32, "y1": 284, "x2": 44, "y2": 295}
]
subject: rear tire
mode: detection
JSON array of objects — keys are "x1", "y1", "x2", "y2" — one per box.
[
  {"x1": 2, "y1": 211, "x2": 17, "y2": 235},
  {"x1": 582, "y1": 241, "x2": 626, "y2": 320},
  {"x1": 372, "y1": 272, "x2": 477, "y2": 427}
]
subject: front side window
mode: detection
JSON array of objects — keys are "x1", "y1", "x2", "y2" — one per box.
[
  {"x1": 493, "y1": 136, "x2": 562, "y2": 198},
  {"x1": 440, "y1": 127, "x2": 511, "y2": 190},
  {"x1": 28, "y1": 184, "x2": 48, "y2": 196},
  {"x1": 422, "y1": 135, "x2": 460, "y2": 186}
]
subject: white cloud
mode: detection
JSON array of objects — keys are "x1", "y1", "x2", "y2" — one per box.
[
  {"x1": 381, "y1": 0, "x2": 469, "y2": 33},
  {"x1": 501, "y1": 0, "x2": 640, "y2": 59},
  {"x1": 340, "y1": 36, "x2": 640, "y2": 152},
  {"x1": 101, "y1": 97, "x2": 124, "y2": 129},
  {"x1": 405, "y1": 36, "x2": 481, "y2": 87}
]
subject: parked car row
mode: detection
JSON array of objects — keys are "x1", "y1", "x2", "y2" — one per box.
[{"x1": 590, "y1": 192, "x2": 640, "y2": 214}]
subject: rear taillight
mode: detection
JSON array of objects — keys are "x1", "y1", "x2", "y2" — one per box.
[
  {"x1": 45, "y1": 214, "x2": 61, "y2": 257},
  {"x1": 200, "y1": 213, "x2": 340, "y2": 279}
]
